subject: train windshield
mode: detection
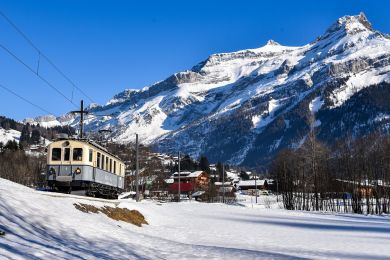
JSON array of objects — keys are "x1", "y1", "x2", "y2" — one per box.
[
  {"x1": 64, "y1": 148, "x2": 70, "y2": 161},
  {"x1": 73, "y1": 148, "x2": 83, "y2": 161},
  {"x1": 52, "y1": 148, "x2": 61, "y2": 161},
  {"x1": 97, "y1": 152, "x2": 101, "y2": 168},
  {"x1": 89, "y1": 149, "x2": 93, "y2": 162}
]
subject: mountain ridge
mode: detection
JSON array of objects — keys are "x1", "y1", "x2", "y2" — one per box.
[{"x1": 26, "y1": 13, "x2": 390, "y2": 167}]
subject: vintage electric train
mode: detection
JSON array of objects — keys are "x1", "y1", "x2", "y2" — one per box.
[{"x1": 46, "y1": 137, "x2": 125, "y2": 198}]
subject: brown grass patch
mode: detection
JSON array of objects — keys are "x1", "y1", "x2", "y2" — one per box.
[{"x1": 74, "y1": 203, "x2": 148, "y2": 227}]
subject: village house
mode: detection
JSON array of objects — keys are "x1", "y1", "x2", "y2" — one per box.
[
  {"x1": 214, "y1": 181, "x2": 235, "y2": 192},
  {"x1": 235, "y1": 179, "x2": 268, "y2": 195},
  {"x1": 168, "y1": 170, "x2": 210, "y2": 194}
]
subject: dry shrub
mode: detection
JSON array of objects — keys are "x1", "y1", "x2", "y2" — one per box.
[
  {"x1": 263, "y1": 197, "x2": 271, "y2": 209},
  {"x1": 100, "y1": 206, "x2": 148, "y2": 227},
  {"x1": 74, "y1": 203, "x2": 148, "y2": 227},
  {"x1": 74, "y1": 203, "x2": 100, "y2": 213}
]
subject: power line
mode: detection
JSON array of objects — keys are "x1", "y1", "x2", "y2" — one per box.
[
  {"x1": 0, "y1": 42, "x2": 78, "y2": 108},
  {"x1": 0, "y1": 83, "x2": 54, "y2": 115},
  {"x1": 0, "y1": 82, "x2": 76, "y2": 137},
  {"x1": 0, "y1": 10, "x2": 96, "y2": 104}
]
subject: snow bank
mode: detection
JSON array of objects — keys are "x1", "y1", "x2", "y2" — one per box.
[{"x1": 1, "y1": 178, "x2": 390, "y2": 259}]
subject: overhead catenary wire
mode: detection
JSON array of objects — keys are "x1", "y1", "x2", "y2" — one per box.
[
  {"x1": 0, "y1": 42, "x2": 78, "y2": 109},
  {"x1": 0, "y1": 82, "x2": 76, "y2": 137},
  {"x1": 0, "y1": 10, "x2": 96, "y2": 104},
  {"x1": 0, "y1": 83, "x2": 53, "y2": 115}
]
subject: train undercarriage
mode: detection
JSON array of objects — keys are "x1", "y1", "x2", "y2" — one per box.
[{"x1": 48, "y1": 180, "x2": 123, "y2": 199}]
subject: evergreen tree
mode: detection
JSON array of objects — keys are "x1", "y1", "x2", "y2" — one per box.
[
  {"x1": 239, "y1": 171, "x2": 250, "y2": 180},
  {"x1": 180, "y1": 154, "x2": 198, "y2": 171},
  {"x1": 4, "y1": 140, "x2": 18, "y2": 151},
  {"x1": 199, "y1": 155, "x2": 210, "y2": 174},
  {"x1": 31, "y1": 129, "x2": 41, "y2": 144},
  {"x1": 216, "y1": 162, "x2": 227, "y2": 182},
  {"x1": 20, "y1": 124, "x2": 31, "y2": 144}
]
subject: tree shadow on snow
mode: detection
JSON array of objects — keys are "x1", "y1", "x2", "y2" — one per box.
[{"x1": 0, "y1": 200, "x2": 146, "y2": 259}]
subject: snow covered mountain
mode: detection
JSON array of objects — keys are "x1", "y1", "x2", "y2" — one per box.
[{"x1": 30, "y1": 13, "x2": 390, "y2": 167}]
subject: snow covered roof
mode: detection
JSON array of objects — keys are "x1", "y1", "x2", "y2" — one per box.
[
  {"x1": 214, "y1": 182, "x2": 233, "y2": 186},
  {"x1": 188, "y1": 171, "x2": 204, "y2": 178},
  {"x1": 171, "y1": 171, "x2": 191, "y2": 178},
  {"x1": 192, "y1": 191, "x2": 205, "y2": 197},
  {"x1": 237, "y1": 180, "x2": 267, "y2": 187},
  {"x1": 171, "y1": 171, "x2": 205, "y2": 179}
]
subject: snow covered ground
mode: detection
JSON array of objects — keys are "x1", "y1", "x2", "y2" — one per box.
[
  {"x1": 1, "y1": 178, "x2": 390, "y2": 259},
  {"x1": 0, "y1": 128, "x2": 20, "y2": 144}
]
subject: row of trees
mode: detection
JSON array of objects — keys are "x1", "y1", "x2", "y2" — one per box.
[
  {"x1": 271, "y1": 131, "x2": 390, "y2": 215},
  {"x1": 0, "y1": 116, "x2": 76, "y2": 187},
  {"x1": 0, "y1": 142, "x2": 46, "y2": 187}
]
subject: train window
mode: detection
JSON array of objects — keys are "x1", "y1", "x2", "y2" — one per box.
[
  {"x1": 73, "y1": 148, "x2": 83, "y2": 161},
  {"x1": 52, "y1": 148, "x2": 61, "y2": 161},
  {"x1": 102, "y1": 155, "x2": 105, "y2": 169},
  {"x1": 114, "y1": 161, "x2": 116, "y2": 174},
  {"x1": 110, "y1": 159, "x2": 112, "y2": 172},
  {"x1": 97, "y1": 152, "x2": 101, "y2": 168},
  {"x1": 64, "y1": 148, "x2": 70, "y2": 161},
  {"x1": 89, "y1": 149, "x2": 93, "y2": 162}
]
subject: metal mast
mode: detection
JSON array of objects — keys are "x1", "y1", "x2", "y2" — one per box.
[
  {"x1": 70, "y1": 100, "x2": 88, "y2": 139},
  {"x1": 178, "y1": 151, "x2": 181, "y2": 202},
  {"x1": 255, "y1": 172, "x2": 258, "y2": 204},
  {"x1": 135, "y1": 133, "x2": 140, "y2": 202},
  {"x1": 222, "y1": 164, "x2": 225, "y2": 203}
]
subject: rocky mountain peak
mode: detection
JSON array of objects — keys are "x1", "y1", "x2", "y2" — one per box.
[
  {"x1": 325, "y1": 12, "x2": 373, "y2": 36},
  {"x1": 265, "y1": 39, "x2": 281, "y2": 46},
  {"x1": 338, "y1": 12, "x2": 372, "y2": 30}
]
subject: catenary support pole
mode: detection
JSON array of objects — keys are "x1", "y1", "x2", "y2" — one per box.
[
  {"x1": 136, "y1": 133, "x2": 140, "y2": 202},
  {"x1": 222, "y1": 164, "x2": 225, "y2": 203},
  {"x1": 80, "y1": 100, "x2": 84, "y2": 138},
  {"x1": 255, "y1": 172, "x2": 258, "y2": 204},
  {"x1": 70, "y1": 100, "x2": 88, "y2": 139},
  {"x1": 178, "y1": 151, "x2": 181, "y2": 202}
]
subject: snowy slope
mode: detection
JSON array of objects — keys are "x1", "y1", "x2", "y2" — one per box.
[
  {"x1": 27, "y1": 13, "x2": 390, "y2": 167},
  {"x1": 1, "y1": 178, "x2": 390, "y2": 259},
  {"x1": 0, "y1": 128, "x2": 20, "y2": 144}
]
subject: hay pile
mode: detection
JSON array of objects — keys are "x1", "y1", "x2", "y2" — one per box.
[{"x1": 74, "y1": 203, "x2": 148, "y2": 227}]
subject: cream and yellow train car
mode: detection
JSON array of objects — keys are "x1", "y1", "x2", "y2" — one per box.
[{"x1": 47, "y1": 139, "x2": 125, "y2": 197}]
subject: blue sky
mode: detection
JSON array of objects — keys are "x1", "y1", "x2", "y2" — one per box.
[{"x1": 0, "y1": 0, "x2": 389, "y2": 120}]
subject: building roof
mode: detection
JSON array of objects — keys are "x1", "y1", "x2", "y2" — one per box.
[
  {"x1": 188, "y1": 171, "x2": 204, "y2": 178},
  {"x1": 237, "y1": 180, "x2": 267, "y2": 187},
  {"x1": 192, "y1": 191, "x2": 206, "y2": 197},
  {"x1": 171, "y1": 171, "x2": 205, "y2": 179},
  {"x1": 214, "y1": 181, "x2": 233, "y2": 186}
]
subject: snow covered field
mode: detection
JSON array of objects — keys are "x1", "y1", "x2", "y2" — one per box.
[{"x1": 1, "y1": 178, "x2": 390, "y2": 259}]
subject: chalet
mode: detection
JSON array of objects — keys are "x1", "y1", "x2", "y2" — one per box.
[
  {"x1": 168, "y1": 170, "x2": 209, "y2": 193},
  {"x1": 236, "y1": 179, "x2": 268, "y2": 191}
]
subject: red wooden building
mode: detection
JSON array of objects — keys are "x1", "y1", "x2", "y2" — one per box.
[{"x1": 168, "y1": 171, "x2": 209, "y2": 193}]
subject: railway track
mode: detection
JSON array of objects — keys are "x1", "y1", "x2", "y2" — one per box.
[{"x1": 37, "y1": 190, "x2": 122, "y2": 205}]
